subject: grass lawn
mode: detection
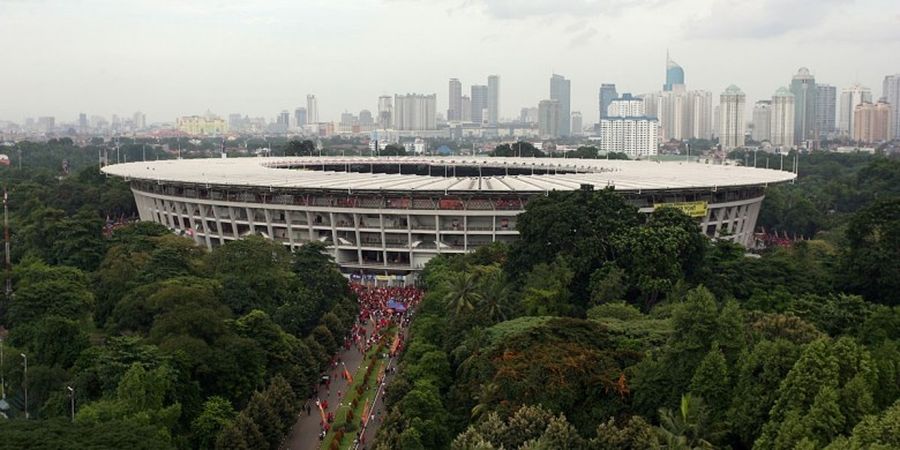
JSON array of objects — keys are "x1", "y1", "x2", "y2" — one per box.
[{"x1": 321, "y1": 326, "x2": 396, "y2": 450}]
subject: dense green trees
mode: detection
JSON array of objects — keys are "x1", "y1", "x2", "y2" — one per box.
[
  {"x1": 378, "y1": 152, "x2": 900, "y2": 450},
  {"x1": 0, "y1": 149, "x2": 356, "y2": 448},
  {"x1": 837, "y1": 198, "x2": 900, "y2": 305}
]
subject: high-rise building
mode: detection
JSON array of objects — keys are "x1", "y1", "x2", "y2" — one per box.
[
  {"x1": 713, "y1": 105, "x2": 721, "y2": 138},
  {"x1": 853, "y1": 101, "x2": 891, "y2": 143},
  {"x1": 294, "y1": 107, "x2": 308, "y2": 127},
  {"x1": 277, "y1": 110, "x2": 291, "y2": 132},
  {"x1": 599, "y1": 84, "x2": 618, "y2": 120},
  {"x1": 78, "y1": 113, "x2": 88, "y2": 133},
  {"x1": 487, "y1": 75, "x2": 500, "y2": 126},
  {"x1": 839, "y1": 83, "x2": 873, "y2": 137},
  {"x1": 815, "y1": 84, "x2": 837, "y2": 137},
  {"x1": 601, "y1": 97, "x2": 658, "y2": 158},
  {"x1": 664, "y1": 52, "x2": 685, "y2": 91},
  {"x1": 607, "y1": 93, "x2": 644, "y2": 117},
  {"x1": 639, "y1": 92, "x2": 660, "y2": 119},
  {"x1": 37, "y1": 116, "x2": 55, "y2": 132},
  {"x1": 790, "y1": 67, "x2": 817, "y2": 144},
  {"x1": 538, "y1": 99, "x2": 560, "y2": 138},
  {"x1": 306, "y1": 95, "x2": 319, "y2": 124},
  {"x1": 133, "y1": 111, "x2": 146, "y2": 130},
  {"x1": 599, "y1": 118, "x2": 659, "y2": 158},
  {"x1": 471, "y1": 85, "x2": 488, "y2": 125},
  {"x1": 448, "y1": 78, "x2": 462, "y2": 121},
  {"x1": 658, "y1": 86, "x2": 689, "y2": 141},
  {"x1": 883, "y1": 74, "x2": 900, "y2": 139},
  {"x1": 550, "y1": 74, "x2": 571, "y2": 136},
  {"x1": 520, "y1": 107, "x2": 538, "y2": 124},
  {"x1": 340, "y1": 112, "x2": 356, "y2": 127},
  {"x1": 770, "y1": 87, "x2": 795, "y2": 148},
  {"x1": 687, "y1": 90, "x2": 713, "y2": 140},
  {"x1": 359, "y1": 110, "x2": 374, "y2": 126},
  {"x1": 719, "y1": 85, "x2": 746, "y2": 151},
  {"x1": 393, "y1": 94, "x2": 437, "y2": 130},
  {"x1": 461, "y1": 96, "x2": 472, "y2": 122},
  {"x1": 377, "y1": 96, "x2": 393, "y2": 129},
  {"x1": 571, "y1": 111, "x2": 583, "y2": 135},
  {"x1": 751, "y1": 101, "x2": 772, "y2": 142}
]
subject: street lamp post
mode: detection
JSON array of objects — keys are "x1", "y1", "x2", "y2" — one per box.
[
  {"x1": 1, "y1": 338, "x2": 5, "y2": 400},
  {"x1": 20, "y1": 353, "x2": 27, "y2": 419},
  {"x1": 67, "y1": 386, "x2": 75, "y2": 422}
]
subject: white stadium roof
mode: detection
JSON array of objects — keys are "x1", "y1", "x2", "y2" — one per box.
[{"x1": 101, "y1": 156, "x2": 796, "y2": 193}]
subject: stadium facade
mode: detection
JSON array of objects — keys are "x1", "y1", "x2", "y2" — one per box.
[{"x1": 102, "y1": 156, "x2": 796, "y2": 274}]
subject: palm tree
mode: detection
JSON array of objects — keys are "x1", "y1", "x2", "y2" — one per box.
[
  {"x1": 443, "y1": 271, "x2": 483, "y2": 317},
  {"x1": 657, "y1": 394, "x2": 715, "y2": 450},
  {"x1": 470, "y1": 382, "x2": 500, "y2": 420},
  {"x1": 478, "y1": 269, "x2": 510, "y2": 324}
]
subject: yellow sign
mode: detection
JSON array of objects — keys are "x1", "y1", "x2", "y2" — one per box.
[{"x1": 653, "y1": 201, "x2": 708, "y2": 218}]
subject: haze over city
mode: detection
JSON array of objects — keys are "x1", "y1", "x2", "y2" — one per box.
[{"x1": 2, "y1": 0, "x2": 898, "y2": 123}]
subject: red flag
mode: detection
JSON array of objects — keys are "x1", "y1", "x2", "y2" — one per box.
[
  {"x1": 343, "y1": 366, "x2": 353, "y2": 384},
  {"x1": 315, "y1": 398, "x2": 327, "y2": 424}
]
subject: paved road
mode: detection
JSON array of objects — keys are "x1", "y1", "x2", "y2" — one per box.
[
  {"x1": 283, "y1": 321, "x2": 407, "y2": 450},
  {"x1": 283, "y1": 321, "x2": 373, "y2": 450}
]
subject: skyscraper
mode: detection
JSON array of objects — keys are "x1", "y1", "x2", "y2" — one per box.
[
  {"x1": 601, "y1": 95, "x2": 658, "y2": 158},
  {"x1": 687, "y1": 90, "x2": 713, "y2": 140},
  {"x1": 639, "y1": 92, "x2": 660, "y2": 119},
  {"x1": 133, "y1": 111, "x2": 146, "y2": 130},
  {"x1": 277, "y1": 110, "x2": 291, "y2": 132},
  {"x1": 815, "y1": 84, "x2": 837, "y2": 137},
  {"x1": 790, "y1": 68, "x2": 817, "y2": 144},
  {"x1": 550, "y1": 74, "x2": 571, "y2": 136},
  {"x1": 853, "y1": 101, "x2": 891, "y2": 143},
  {"x1": 78, "y1": 113, "x2": 88, "y2": 133},
  {"x1": 519, "y1": 107, "x2": 538, "y2": 124},
  {"x1": 538, "y1": 99, "x2": 560, "y2": 138},
  {"x1": 377, "y1": 96, "x2": 393, "y2": 129},
  {"x1": 719, "y1": 85, "x2": 746, "y2": 151},
  {"x1": 752, "y1": 101, "x2": 772, "y2": 142},
  {"x1": 607, "y1": 93, "x2": 644, "y2": 117},
  {"x1": 770, "y1": 87, "x2": 795, "y2": 148},
  {"x1": 839, "y1": 83, "x2": 873, "y2": 137},
  {"x1": 599, "y1": 84, "x2": 618, "y2": 121},
  {"x1": 658, "y1": 86, "x2": 688, "y2": 141},
  {"x1": 358, "y1": 110, "x2": 374, "y2": 126},
  {"x1": 664, "y1": 52, "x2": 685, "y2": 91},
  {"x1": 448, "y1": 78, "x2": 462, "y2": 121},
  {"x1": 306, "y1": 95, "x2": 319, "y2": 124},
  {"x1": 883, "y1": 74, "x2": 900, "y2": 139},
  {"x1": 393, "y1": 94, "x2": 437, "y2": 130},
  {"x1": 571, "y1": 111, "x2": 583, "y2": 135},
  {"x1": 487, "y1": 75, "x2": 500, "y2": 126},
  {"x1": 461, "y1": 96, "x2": 472, "y2": 122},
  {"x1": 471, "y1": 85, "x2": 488, "y2": 125},
  {"x1": 294, "y1": 107, "x2": 308, "y2": 127}
]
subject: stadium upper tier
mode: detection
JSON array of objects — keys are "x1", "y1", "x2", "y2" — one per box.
[
  {"x1": 101, "y1": 156, "x2": 796, "y2": 193},
  {"x1": 102, "y1": 156, "x2": 796, "y2": 272}
]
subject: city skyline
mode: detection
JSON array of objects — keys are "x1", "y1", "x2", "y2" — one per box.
[{"x1": 1, "y1": 0, "x2": 897, "y2": 123}]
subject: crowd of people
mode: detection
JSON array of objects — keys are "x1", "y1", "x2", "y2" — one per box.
[{"x1": 309, "y1": 283, "x2": 424, "y2": 445}]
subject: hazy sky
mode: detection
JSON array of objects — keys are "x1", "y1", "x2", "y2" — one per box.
[{"x1": 2, "y1": 0, "x2": 898, "y2": 124}]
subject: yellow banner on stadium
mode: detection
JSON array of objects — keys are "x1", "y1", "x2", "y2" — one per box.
[{"x1": 653, "y1": 201, "x2": 708, "y2": 218}]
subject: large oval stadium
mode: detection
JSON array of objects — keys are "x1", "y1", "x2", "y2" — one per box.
[{"x1": 102, "y1": 156, "x2": 796, "y2": 274}]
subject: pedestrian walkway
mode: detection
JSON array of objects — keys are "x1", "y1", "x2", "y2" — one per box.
[{"x1": 283, "y1": 284, "x2": 421, "y2": 450}]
